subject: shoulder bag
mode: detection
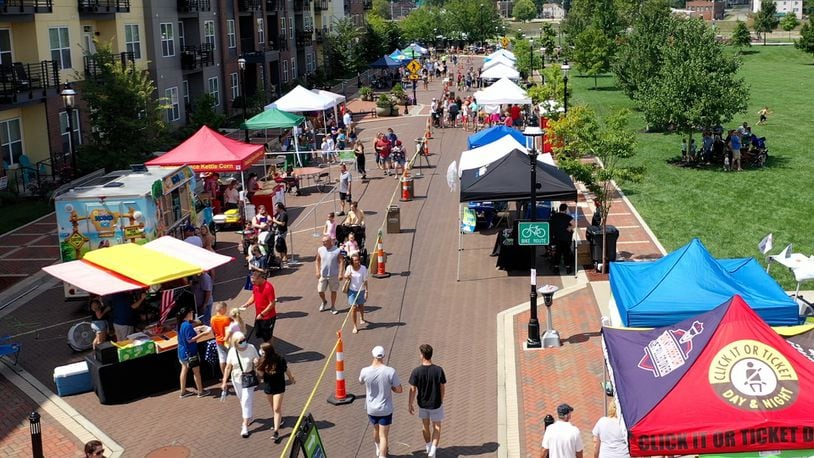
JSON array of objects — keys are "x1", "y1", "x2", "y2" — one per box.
[{"x1": 236, "y1": 347, "x2": 259, "y2": 388}]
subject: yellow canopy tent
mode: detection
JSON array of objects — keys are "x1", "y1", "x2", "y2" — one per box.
[{"x1": 83, "y1": 243, "x2": 202, "y2": 285}]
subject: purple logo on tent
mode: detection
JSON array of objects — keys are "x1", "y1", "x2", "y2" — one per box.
[{"x1": 638, "y1": 321, "x2": 704, "y2": 377}]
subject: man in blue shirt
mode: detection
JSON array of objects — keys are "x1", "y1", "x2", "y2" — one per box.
[{"x1": 109, "y1": 290, "x2": 146, "y2": 341}]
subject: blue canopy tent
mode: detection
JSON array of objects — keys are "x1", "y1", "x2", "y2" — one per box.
[
  {"x1": 389, "y1": 49, "x2": 408, "y2": 61},
  {"x1": 467, "y1": 125, "x2": 527, "y2": 150},
  {"x1": 369, "y1": 55, "x2": 403, "y2": 68},
  {"x1": 609, "y1": 238, "x2": 800, "y2": 327}
]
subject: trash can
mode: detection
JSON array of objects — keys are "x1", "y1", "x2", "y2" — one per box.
[
  {"x1": 400, "y1": 176, "x2": 414, "y2": 202},
  {"x1": 386, "y1": 205, "x2": 401, "y2": 234},
  {"x1": 586, "y1": 225, "x2": 619, "y2": 264}
]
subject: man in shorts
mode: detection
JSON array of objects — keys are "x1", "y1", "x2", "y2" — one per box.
[
  {"x1": 360, "y1": 345, "x2": 403, "y2": 458},
  {"x1": 337, "y1": 163, "x2": 352, "y2": 216},
  {"x1": 240, "y1": 272, "x2": 277, "y2": 343},
  {"x1": 408, "y1": 344, "x2": 447, "y2": 457},
  {"x1": 316, "y1": 236, "x2": 343, "y2": 314}
]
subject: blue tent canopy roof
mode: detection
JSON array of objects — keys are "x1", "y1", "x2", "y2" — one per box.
[
  {"x1": 466, "y1": 125, "x2": 527, "y2": 150},
  {"x1": 609, "y1": 238, "x2": 800, "y2": 327}
]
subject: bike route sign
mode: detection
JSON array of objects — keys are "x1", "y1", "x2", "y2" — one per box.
[{"x1": 518, "y1": 221, "x2": 550, "y2": 246}]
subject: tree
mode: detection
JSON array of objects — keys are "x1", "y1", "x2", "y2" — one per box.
[
  {"x1": 324, "y1": 18, "x2": 365, "y2": 78},
  {"x1": 796, "y1": 15, "x2": 814, "y2": 59},
  {"x1": 442, "y1": 0, "x2": 502, "y2": 43},
  {"x1": 572, "y1": 25, "x2": 613, "y2": 87},
  {"x1": 78, "y1": 43, "x2": 168, "y2": 172},
  {"x1": 363, "y1": 16, "x2": 401, "y2": 62},
  {"x1": 513, "y1": 38, "x2": 543, "y2": 78},
  {"x1": 780, "y1": 12, "x2": 800, "y2": 40},
  {"x1": 753, "y1": 0, "x2": 779, "y2": 45},
  {"x1": 612, "y1": 0, "x2": 672, "y2": 99},
  {"x1": 513, "y1": 0, "x2": 537, "y2": 22},
  {"x1": 730, "y1": 20, "x2": 752, "y2": 50},
  {"x1": 400, "y1": 6, "x2": 441, "y2": 44},
  {"x1": 371, "y1": 0, "x2": 390, "y2": 19},
  {"x1": 539, "y1": 23, "x2": 557, "y2": 60},
  {"x1": 637, "y1": 16, "x2": 749, "y2": 143},
  {"x1": 547, "y1": 107, "x2": 643, "y2": 272}
]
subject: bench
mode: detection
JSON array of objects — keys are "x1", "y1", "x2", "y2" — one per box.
[{"x1": 351, "y1": 110, "x2": 376, "y2": 121}]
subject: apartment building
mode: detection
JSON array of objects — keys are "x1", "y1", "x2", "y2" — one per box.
[
  {"x1": 0, "y1": 0, "x2": 146, "y2": 172},
  {"x1": 752, "y1": 0, "x2": 803, "y2": 19},
  {"x1": 686, "y1": 0, "x2": 725, "y2": 20}
]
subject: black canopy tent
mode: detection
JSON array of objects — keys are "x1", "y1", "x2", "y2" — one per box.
[{"x1": 457, "y1": 149, "x2": 578, "y2": 280}]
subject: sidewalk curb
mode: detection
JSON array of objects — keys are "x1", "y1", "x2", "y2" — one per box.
[{"x1": 0, "y1": 358, "x2": 124, "y2": 457}]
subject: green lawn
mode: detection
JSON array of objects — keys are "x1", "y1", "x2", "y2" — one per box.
[
  {"x1": 567, "y1": 46, "x2": 814, "y2": 290},
  {"x1": 0, "y1": 198, "x2": 52, "y2": 235}
]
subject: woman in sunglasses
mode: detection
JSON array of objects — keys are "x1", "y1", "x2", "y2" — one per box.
[{"x1": 221, "y1": 331, "x2": 260, "y2": 438}]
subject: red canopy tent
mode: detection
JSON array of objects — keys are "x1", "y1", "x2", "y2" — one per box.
[
  {"x1": 146, "y1": 126, "x2": 264, "y2": 173},
  {"x1": 604, "y1": 295, "x2": 814, "y2": 456}
]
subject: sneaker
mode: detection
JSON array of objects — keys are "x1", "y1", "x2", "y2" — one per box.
[
  {"x1": 319, "y1": 302, "x2": 326, "y2": 312},
  {"x1": 241, "y1": 425, "x2": 249, "y2": 438},
  {"x1": 272, "y1": 431, "x2": 281, "y2": 443},
  {"x1": 196, "y1": 389, "x2": 209, "y2": 398},
  {"x1": 179, "y1": 391, "x2": 191, "y2": 399},
  {"x1": 331, "y1": 308, "x2": 339, "y2": 315},
  {"x1": 337, "y1": 211, "x2": 345, "y2": 216},
  {"x1": 375, "y1": 443, "x2": 380, "y2": 456}
]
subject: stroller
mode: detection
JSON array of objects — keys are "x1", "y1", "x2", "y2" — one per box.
[
  {"x1": 241, "y1": 225, "x2": 282, "y2": 274},
  {"x1": 747, "y1": 136, "x2": 768, "y2": 168}
]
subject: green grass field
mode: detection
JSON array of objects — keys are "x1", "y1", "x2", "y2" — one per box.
[{"x1": 567, "y1": 46, "x2": 814, "y2": 289}]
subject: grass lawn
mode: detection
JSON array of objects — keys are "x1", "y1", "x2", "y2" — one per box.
[
  {"x1": 567, "y1": 46, "x2": 814, "y2": 290},
  {"x1": 0, "y1": 199, "x2": 52, "y2": 235}
]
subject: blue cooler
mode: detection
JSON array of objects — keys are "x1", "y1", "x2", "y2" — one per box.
[{"x1": 53, "y1": 361, "x2": 93, "y2": 396}]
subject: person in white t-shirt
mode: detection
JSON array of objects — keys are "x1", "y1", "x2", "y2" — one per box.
[
  {"x1": 591, "y1": 403, "x2": 630, "y2": 458},
  {"x1": 542, "y1": 404, "x2": 583, "y2": 458}
]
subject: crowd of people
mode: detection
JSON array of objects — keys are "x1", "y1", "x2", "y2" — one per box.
[{"x1": 680, "y1": 120, "x2": 769, "y2": 171}]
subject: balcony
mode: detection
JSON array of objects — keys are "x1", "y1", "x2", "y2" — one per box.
[
  {"x1": 0, "y1": 0, "x2": 53, "y2": 15},
  {"x1": 293, "y1": 0, "x2": 308, "y2": 12},
  {"x1": 78, "y1": 0, "x2": 130, "y2": 14},
  {"x1": 274, "y1": 34, "x2": 288, "y2": 51},
  {"x1": 238, "y1": 0, "x2": 261, "y2": 12},
  {"x1": 314, "y1": 30, "x2": 324, "y2": 43},
  {"x1": 177, "y1": 0, "x2": 210, "y2": 13},
  {"x1": 363, "y1": 0, "x2": 371, "y2": 10},
  {"x1": 296, "y1": 31, "x2": 313, "y2": 47},
  {"x1": 314, "y1": 0, "x2": 327, "y2": 11},
  {"x1": 0, "y1": 61, "x2": 60, "y2": 107},
  {"x1": 266, "y1": 0, "x2": 277, "y2": 11},
  {"x1": 180, "y1": 44, "x2": 215, "y2": 71},
  {"x1": 84, "y1": 51, "x2": 135, "y2": 79}
]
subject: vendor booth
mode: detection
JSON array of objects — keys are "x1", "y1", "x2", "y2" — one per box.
[
  {"x1": 369, "y1": 55, "x2": 403, "y2": 69},
  {"x1": 473, "y1": 77, "x2": 532, "y2": 105},
  {"x1": 458, "y1": 135, "x2": 554, "y2": 178},
  {"x1": 603, "y1": 295, "x2": 814, "y2": 456},
  {"x1": 467, "y1": 125, "x2": 528, "y2": 150},
  {"x1": 480, "y1": 62, "x2": 520, "y2": 81},
  {"x1": 485, "y1": 49, "x2": 516, "y2": 62},
  {"x1": 482, "y1": 56, "x2": 517, "y2": 72},
  {"x1": 242, "y1": 107, "x2": 305, "y2": 168},
  {"x1": 609, "y1": 238, "x2": 800, "y2": 327}
]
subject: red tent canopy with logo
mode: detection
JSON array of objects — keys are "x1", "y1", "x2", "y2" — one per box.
[
  {"x1": 603, "y1": 295, "x2": 814, "y2": 456},
  {"x1": 146, "y1": 126, "x2": 264, "y2": 172}
]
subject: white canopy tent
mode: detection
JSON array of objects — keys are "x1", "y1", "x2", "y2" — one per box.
[
  {"x1": 311, "y1": 88, "x2": 346, "y2": 130},
  {"x1": 265, "y1": 85, "x2": 336, "y2": 111},
  {"x1": 457, "y1": 134, "x2": 554, "y2": 177},
  {"x1": 486, "y1": 49, "x2": 516, "y2": 61},
  {"x1": 480, "y1": 62, "x2": 520, "y2": 81},
  {"x1": 473, "y1": 77, "x2": 532, "y2": 105},
  {"x1": 482, "y1": 56, "x2": 516, "y2": 71}
]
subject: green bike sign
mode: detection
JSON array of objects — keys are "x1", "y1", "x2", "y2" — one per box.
[{"x1": 518, "y1": 221, "x2": 550, "y2": 246}]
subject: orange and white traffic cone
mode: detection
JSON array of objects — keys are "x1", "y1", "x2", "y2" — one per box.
[
  {"x1": 425, "y1": 117, "x2": 433, "y2": 139},
  {"x1": 327, "y1": 331, "x2": 355, "y2": 405},
  {"x1": 372, "y1": 233, "x2": 391, "y2": 279}
]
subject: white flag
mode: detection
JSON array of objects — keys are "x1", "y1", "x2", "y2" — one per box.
[
  {"x1": 777, "y1": 243, "x2": 792, "y2": 259},
  {"x1": 758, "y1": 233, "x2": 773, "y2": 255}
]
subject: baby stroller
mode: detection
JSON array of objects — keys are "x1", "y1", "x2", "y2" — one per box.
[
  {"x1": 748, "y1": 136, "x2": 768, "y2": 168},
  {"x1": 391, "y1": 140, "x2": 406, "y2": 176},
  {"x1": 431, "y1": 109, "x2": 441, "y2": 128}
]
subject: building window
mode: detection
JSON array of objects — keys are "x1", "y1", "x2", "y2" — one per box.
[
  {"x1": 124, "y1": 24, "x2": 141, "y2": 59},
  {"x1": 160, "y1": 23, "x2": 175, "y2": 57},
  {"x1": 227, "y1": 20, "x2": 236, "y2": 48},
  {"x1": 305, "y1": 52, "x2": 313, "y2": 73},
  {"x1": 204, "y1": 20, "x2": 216, "y2": 49},
  {"x1": 59, "y1": 110, "x2": 81, "y2": 153},
  {"x1": 165, "y1": 87, "x2": 180, "y2": 122},
  {"x1": 182, "y1": 80, "x2": 190, "y2": 107},
  {"x1": 208, "y1": 77, "x2": 220, "y2": 106},
  {"x1": 289, "y1": 16, "x2": 294, "y2": 39},
  {"x1": 291, "y1": 57, "x2": 296, "y2": 79},
  {"x1": 281, "y1": 17, "x2": 286, "y2": 38},
  {"x1": 0, "y1": 30, "x2": 11, "y2": 67},
  {"x1": 0, "y1": 118, "x2": 23, "y2": 166},
  {"x1": 282, "y1": 60, "x2": 288, "y2": 82},
  {"x1": 257, "y1": 18, "x2": 265, "y2": 46},
  {"x1": 230, "y1": 72, "x2": 239, "y2": 100},
  {"x1": 49, "y1": 27, "x2": 72, "y2": 70},
  {"x1": 178, "y1": 22, "x2": 185, "y2": 50}
]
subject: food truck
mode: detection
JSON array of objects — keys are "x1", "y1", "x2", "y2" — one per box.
[{"x1": 54, "y1": 165, "x2": 199, "y2": 298}]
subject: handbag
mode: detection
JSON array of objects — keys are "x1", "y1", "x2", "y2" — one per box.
[
  {"x1": 188, "y1": 354, "x2": 200, "y2": 368},
  {"x1": 341, "y1": 278, "x2": 351, "y2": 294},
  {"x1": 236, "y1": 347, "x2": 259, "y2": 388}
]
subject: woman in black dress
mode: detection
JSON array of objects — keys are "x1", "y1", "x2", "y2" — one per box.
[{"x1": 257, "y1": 342, "x2": 295, "y2": 443}]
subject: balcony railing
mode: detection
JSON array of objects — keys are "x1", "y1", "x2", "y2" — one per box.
[
  {"x1": 177, "y1": 0, "x2": 210, "y2": 12},
  {"x1": 238, "y1": 0, "x2": 261, "y2": 12},
  {"x1": 314, "y1": 0, "x2": 327, "y2": 11},
  {"x1": 78, "y1": 0, "x2": 130, "y2": 13},
  {"x1": 315, "y1": 30, "x2": 324, "y2": 43},
  {"x1": 296, "y1": 31, "x2": 312, "y2": 46},
  {"x1": 180, "y1": 44, "x2": 215, "y2": 71},
  {"x1": 0, "y1": 0, "x2": 53, "y2": 14},
  {"x1": 0, "y1": 61, "x2": 60, "y2": 106},
  {"x1": 84, "y1": 51, "x2": 135, "y2": 79},
  {"x1": 274, "y1": 35, "x2": 288, "y2": 51}
]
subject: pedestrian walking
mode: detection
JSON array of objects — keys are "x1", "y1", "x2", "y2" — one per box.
[
  {"x1": 354, "y1": 140, "x2": 367, "y2": 179},
  {"x1": 338, "y1": 163, "x2": 352, "y2": 216},
  {"x1": 177, "y1": 306, "x2": 206, "y2": 398},
  {"x1": 360, "y1": 345, "x2": 403, "y2": 458},
  {"x1": 591, "y1": 403, "x2": 630, "y2": 458},
  {"x1": 316, "y1": 236, "x2": 344, "y2": 314},
  {"x1": 220, "y1": 332, "x2": 260, "y2": 438},
  {"x1": 408, "y1": 344, "x2": 447, "y2": 457},
  {"x1": 239, "y1": 271, "x2": 277, "y2": 343},
  {"x1": 541, "y1": 404, "x2": 583, "y2": 458},
  {"x1": 343, "y1": 253, "x2": 369, "y2": 333},
  {"x1": 210, "y1": 301, "x2": 232, "y2": 374},
  {"x1": 257, "y1": 342, "x2": 295, "y2": 444}
]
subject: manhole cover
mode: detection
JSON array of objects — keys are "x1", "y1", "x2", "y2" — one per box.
[{"x1": 145, "y1": 445, "x2": 191, "y2": 458}]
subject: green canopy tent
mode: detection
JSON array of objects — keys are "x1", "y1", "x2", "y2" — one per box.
[
  {"x1": 401, "y1": 47, "x2": 421, "y2": 58},
  {"x1": 240, "y1": 108, "x2": 305, "y2": 167}
]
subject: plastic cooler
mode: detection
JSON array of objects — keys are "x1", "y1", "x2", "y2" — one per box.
[{"x1": 53, "y1": 361, "x2": 93, "y2": 396}]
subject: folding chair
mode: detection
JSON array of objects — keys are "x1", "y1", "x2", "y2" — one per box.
[
  {"x1": 0, "y1": 336, "x2": 21, "y2": 365},
  {"x1": 315, "y1": 172, "x2": 331, "y2": 193}
]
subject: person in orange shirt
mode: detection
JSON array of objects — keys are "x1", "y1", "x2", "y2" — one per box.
[{"x1": 210, "y1": 302, "x2": 232, "y2": 374}]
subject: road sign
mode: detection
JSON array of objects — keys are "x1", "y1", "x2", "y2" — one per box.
[
  {"x1": 408, "y1": 73, "x2": 420, "y2": 80},
  {"x1": 501, "y1": 36, "x2": 510, "y2": 48},
  {"x1": 518, "y1": 221, "x2": 550, "y2": 246},
  {"x1": 406, "y1": 59, "x2": 421, "y2": 74}
]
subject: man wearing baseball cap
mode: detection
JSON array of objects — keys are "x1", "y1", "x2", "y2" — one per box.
[
  {"x1": 359, "y1": 345, "x2": 403, "y2": 458},
  {"x1": 541, "y1": 403, "x2": 583, "y2": 458}
]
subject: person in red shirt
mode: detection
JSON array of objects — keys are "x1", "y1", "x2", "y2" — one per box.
[
  {"x1": 374, "y1": 132, "x2": 393, "y2": 176},
  {"x1": 509, "y1": 104, "x2": 522, "y2": 127},
  {"x1": 240, "y1": 272, "x2": 277, "y2": 343}
]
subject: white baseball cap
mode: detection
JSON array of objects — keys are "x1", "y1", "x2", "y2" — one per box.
[{"x1": 371, "y1": 346, "x2": 385, "y2": 359}]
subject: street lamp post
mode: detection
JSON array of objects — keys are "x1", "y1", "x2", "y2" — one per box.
[
  {"x1": 61, "y1": 85, "x2": 77, "y2": 178},
  {"x1": 524, "y1": 125, "x2": 544, "y2": 349},
  {"x1": 562, "y1": 61, "x2": 570, "y2": 114},
  {"x1": 238, "y1": 57, "x2": 249, "y2": 143},
  {"x1": 541, "y1": 47, "x2": 546, "y2": 70}
]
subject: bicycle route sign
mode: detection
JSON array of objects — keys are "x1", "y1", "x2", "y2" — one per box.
[{"x1": 518, "y1": 221, "x2": 550, "y2": 246}]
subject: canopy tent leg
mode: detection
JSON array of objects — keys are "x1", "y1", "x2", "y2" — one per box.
[
  {"x1": 457, "y1": 205, "x2": 462, "y2": 282},
  {"x1": 574, "y1": 204, "x2": 579, "y2": 278},
  {"x1": 293, "y1": 130, "x2": 303, "y2": 167}
]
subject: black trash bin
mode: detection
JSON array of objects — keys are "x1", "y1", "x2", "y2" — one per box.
[{"x1": 586, "y1": 225, "x2": 619, "y2": 264}]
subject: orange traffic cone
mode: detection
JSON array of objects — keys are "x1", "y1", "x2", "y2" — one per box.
[
  {"x1": 423, "y1": 132, "x2": 431, "y2": 156},
  {"x1": 425, "y1": 117, "x2": 433, "y2": 139},
  {"x1": 327, "y1": 331, "x2": 355, "y2": 405},
  {"x1": 372, "y1": 233, "x2": 391, "y2": 278}
]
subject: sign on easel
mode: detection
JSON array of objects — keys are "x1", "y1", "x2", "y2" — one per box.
[{"x1": 289, "y1": 414, "x2": 327, "y2": 458}]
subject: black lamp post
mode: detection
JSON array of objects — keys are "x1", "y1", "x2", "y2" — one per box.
[
  {"x1": 61, "y1": 85, "x2": 77, "y2": 177},
  {"x1": 562, "y1": 61, "x2": 570, "y2": 114},
  {"x1": 524, "y1": 125, "x2": 544, "y2": 349},
  {"x1": 541, "y1": 47, "x2": 546, "y2": 70},
  {"x1": 238, "y1": 57, "x2": 249, "y2": 142}
]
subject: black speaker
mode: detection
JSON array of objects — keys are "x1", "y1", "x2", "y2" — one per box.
[{"x1": 95, "y1": 342, "x2": 118, "y2": 365}]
